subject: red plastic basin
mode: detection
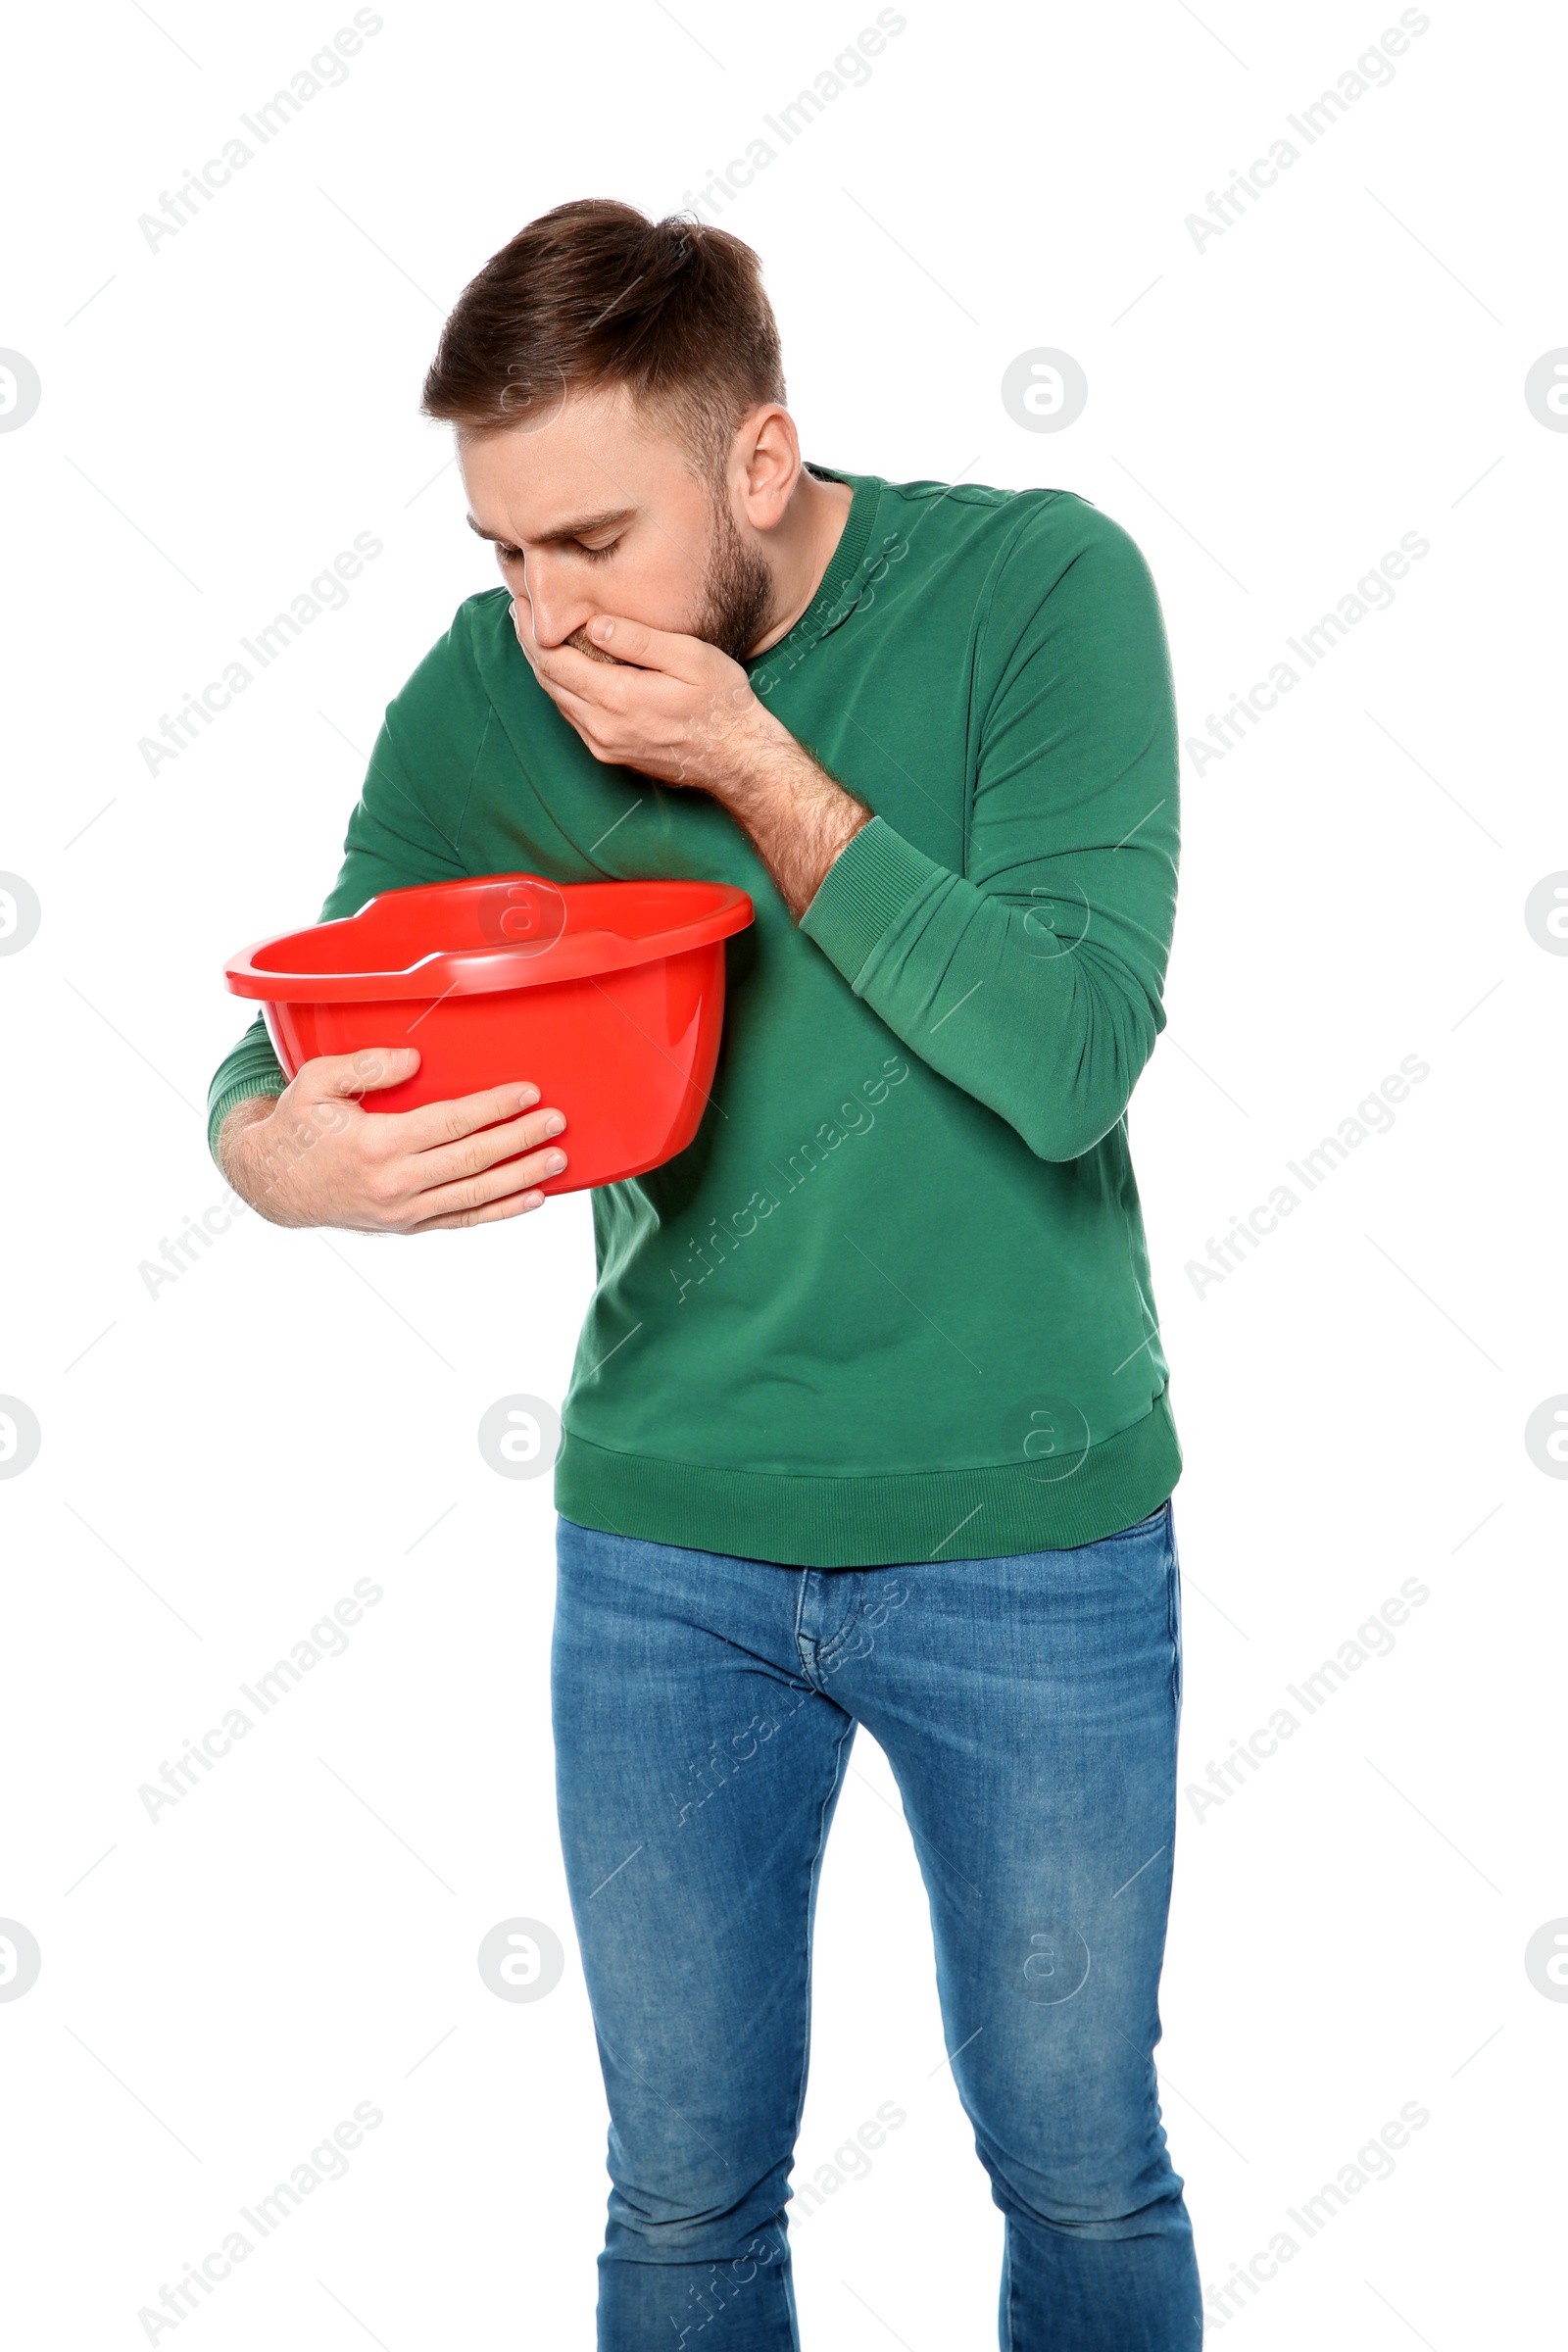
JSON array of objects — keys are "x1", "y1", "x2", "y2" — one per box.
[{"x1": 224, "y1": 872, "x2": 755, "y2": 1194}]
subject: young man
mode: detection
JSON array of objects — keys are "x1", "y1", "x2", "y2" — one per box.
[{"x1": 211, "y1": 200, "x2": 1199, "y2": 2349}]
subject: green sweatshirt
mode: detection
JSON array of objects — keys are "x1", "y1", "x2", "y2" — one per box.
[{"x1": 209, "y1": 466, "x2": 1182, "y2": 1566}]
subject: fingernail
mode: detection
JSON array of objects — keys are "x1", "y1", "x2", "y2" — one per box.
[
  {"x1": 592, "y1": 616, "x2": 613, "y2": 642},
  {"x1": 518, "y1": 1085, "x2": 540, "y2": 1106},
  {"x1": 522, "y1": 1191, "x2": 544, "y2": 1210},
  {"x1": 543, "y1": 1111, "x2": 565, "y2": 1136},
  {"x1": 544, "y1": 1150, "x2": 567, "y2": 1172}
]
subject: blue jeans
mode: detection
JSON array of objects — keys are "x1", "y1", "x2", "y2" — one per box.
[{"x1": 551, "y1": 1504, "x2": 1201, "y2": 2350}]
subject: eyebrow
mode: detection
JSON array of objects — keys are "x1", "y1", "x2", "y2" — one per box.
[{"x1": 466, "y1": 506, "x2": 635, "y2": 548}]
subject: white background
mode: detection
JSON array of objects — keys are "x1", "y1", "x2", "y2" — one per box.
[{"x1": 2, "y1": 1, "x2": 1564, "y2": 2344}]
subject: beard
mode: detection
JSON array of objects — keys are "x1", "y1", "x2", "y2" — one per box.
[
  {"x1": 564, "y1": 493, "x2": 775, "y2": 666},
  {"x1": 690, "y1": 495, "x2": 775, "y2": 661}
]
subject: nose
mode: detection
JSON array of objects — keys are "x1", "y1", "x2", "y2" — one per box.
[{"x1": 520, "y1": 553, "x2": 593, "y2": 651}]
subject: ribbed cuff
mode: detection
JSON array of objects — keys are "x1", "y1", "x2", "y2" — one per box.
[
  {"x1": 207, "y1": 1074, "x2": 282, "y2": 1165},
  {"x1": 799, "y1": 814, "x2": 943, "y2": 988}
]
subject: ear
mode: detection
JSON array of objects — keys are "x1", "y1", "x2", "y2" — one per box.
[{"x1": 733, "y1": 405, "x2": 802, "y2": 533}]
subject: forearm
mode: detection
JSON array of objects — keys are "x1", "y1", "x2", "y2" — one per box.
[
  {"x1": 711, "y1": 729, "x2": 872, "y2": 920},
  {"x1": 799, "y1": 816, "x2": 1166, "y2": 1161},
  {"x1": 216, "y1": 1094, "x2": 287, "y2": 1219}
]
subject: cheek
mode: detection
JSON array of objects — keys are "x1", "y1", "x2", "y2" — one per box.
[{"x1": 612, "y1": 523, "x2": 711, "y2": 619}]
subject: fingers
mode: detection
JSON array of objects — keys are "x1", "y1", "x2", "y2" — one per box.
[
  {"x1": 394, "y1": 1081, "x2": 542, "y2": 1151},
  {"x1": 508, "y1": 600, "x2": 611, "y2": 714},
  {"x1": 406, "y1": 1185, "x2": 548, "y2": 1234},
  {"x1": 527, "y1": 638, "x2": 633, "y2": 706},
  {"x1": 528, "y1": 662, "x2": 612, "y2": 728},
  {"x1": 519, "y1": 603, "x2": 710, "y2": 694},
  {"x1": 403, "y1": 1137, "x2": 567, "y2": 1227},
  {"x1": 413, "y1": 1102, "x2": 565, "y2": 1188},
  {"x1": 581, "y1": 613, "x2": 695, "y2": 673}
]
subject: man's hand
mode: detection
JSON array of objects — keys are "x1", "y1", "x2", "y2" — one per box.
[
  {"x1": 512, "y1": 600, "x2": 872, "y2": 916},
  {"x1": 511, "y1": 598, "x2": 772, "y2": 794},
  {"x1": 218, "y1": 1048, "x2": 568, "y2": 1233}
]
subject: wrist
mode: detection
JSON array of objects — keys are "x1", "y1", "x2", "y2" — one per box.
[
  {"x1": 712, "y1": 726, "x2": 872, "y2": 919},
  {"x1": 814, "y1": 789, "x2": 873, "y2": 875},
  {"x1": 217, "y1": 1095, "x2": 280, "y2": 1202}
]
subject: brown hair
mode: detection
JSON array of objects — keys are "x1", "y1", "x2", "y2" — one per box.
[{"x1": 421, "y1": 199, "x2": 786, "y2": 474}]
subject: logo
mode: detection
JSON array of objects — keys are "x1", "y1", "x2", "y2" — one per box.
[
  {"x1": 0, "y1": 353, "x2": 41, "y2": 433},
  {"x1": 1524, "y1": 872, "x2": 1568, "y2": 955},
  {"x1": 1020, "y1": 880, "x2": 1091, "y2": 960},
  {"x1": 477, "y1": 1917, "x2": 565, "y2": 2002},
  {"x1": 0, "y1": 1920, "x2": 41, "y2": 2001},
  {"x1": 1524, "y1": 1919, "x2": 1568, "y2": 2002},
  {"x1": 0, "y1": 1397, "x2": 41, "y2": 1479},
  {"x1": 1524, "y1": 1396, "x2": 1568, "y2": 1479},
  {"x1": 477, "y1": 1395, "x2": 562, "y2": 1480},
  {"x1": 1019, "y1": 1395, "x2": 1092, "y2": 1485},
  {"x1": 1524, "y1": 350, "x2": 1568, "y2": 432},
  {"x1": 1020, "y1": 1922, "x2": 1091, "y2": 2005},
  {"x1": 1001, "y1": 348, "x2": 1089, "y2": 434},
  {"x1": 0, "y1": 874, "x2": 40, "y2": 956},
  {"x1": 473, "y1": 876, "x2": 566, "y2": 956}
]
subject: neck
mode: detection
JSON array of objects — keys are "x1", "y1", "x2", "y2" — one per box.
[{"x1": 748, "y1": 468, "x2": 854, "y2": 659}]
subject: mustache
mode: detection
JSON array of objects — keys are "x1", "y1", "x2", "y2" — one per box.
[
  {"x1": 563, "y1": 623, "x2": 627, "y2": 665},
  {"x1": 510, "y1": 599, "x2": 627, "y2": 666}
]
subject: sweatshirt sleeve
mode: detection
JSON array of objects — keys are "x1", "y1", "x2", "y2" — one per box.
[
  {"x1": 798, "y1": 503, "x2": 1179, "y2": 1163},
  {"x1": 206, "y1": 606, "x2": 489, "y2": 1161}
]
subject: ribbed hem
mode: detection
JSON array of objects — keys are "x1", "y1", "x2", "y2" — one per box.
[
  {"x1": 799, "y1": 815, "x2": 942, "y2": 988},
  {"x1": 554, "y1": 1390, "x2": 1182, "y2": 1568},
  {"x1": 207, "y1": 1075, "x2": 282, "y2": 1165}
]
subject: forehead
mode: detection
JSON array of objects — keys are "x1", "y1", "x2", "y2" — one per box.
[{"x1": 458, "y1": 383, "x2": 701, "y2": 539}]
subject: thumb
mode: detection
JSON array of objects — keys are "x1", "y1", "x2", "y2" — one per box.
[
  {"x1": 585, "y1": 613, "x2": 705, "y2": 676},
  {"x1": 303, "y1": 1047, "x2": 420, "y2": 1100}
]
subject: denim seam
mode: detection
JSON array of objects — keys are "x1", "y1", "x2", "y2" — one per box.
[
  {"x1": 789, "y1": 1569, "x2": 816, "y2": 1690},
  {"x1": 1003, "y1": 2237, "x2": 1018, "y2": 2352},
  {"x1": 1166, "y1": 1508, "x2": 1183, "y2": 1722},
  {"x1": 793, "y1": 1568, "x2": 865, "y2": 1693},
  {"x1": 784, "y1": 1713, "x2": 858, "y2": 2172},
  {"x1": 811, "y1": 1595, "x2": 875, "y2": 1684}
]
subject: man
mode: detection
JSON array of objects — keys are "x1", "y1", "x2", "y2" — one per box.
[{"x1": 211, "y1": 199, "x2": 1200, "y2": 2349}]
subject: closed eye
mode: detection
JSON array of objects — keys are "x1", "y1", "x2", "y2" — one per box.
[{"x1": 493, "y1": 537, "x2": 619, "y2": 564}]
